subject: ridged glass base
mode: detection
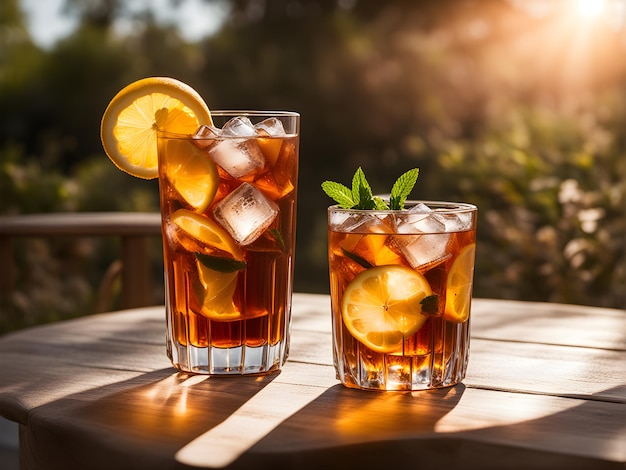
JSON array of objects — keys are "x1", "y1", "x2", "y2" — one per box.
[
  {"x1": 334, "y1": 318, "x2": 470, "y2": 391},
  {"x1": 168, "y1": 344, "x2": 286, "y2": 375},
  {"x1": 167, "y1": 340, "x2": 288, "y2": 375}
]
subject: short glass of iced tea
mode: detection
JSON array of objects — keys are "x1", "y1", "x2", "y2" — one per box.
[
  {"x1": 157, "y1": 111, "x2": 299, "y2": 375},
  {"x1": 328, "y1": 200, "x2": 477, "y2": 390}
]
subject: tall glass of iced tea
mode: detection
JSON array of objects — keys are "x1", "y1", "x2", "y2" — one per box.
[
  {"x1": 158, "y1": 111, "x2": 299, "y2": 375},
  {"x1": 328, "y1": 201, "x2": 477, "y2": 390}
]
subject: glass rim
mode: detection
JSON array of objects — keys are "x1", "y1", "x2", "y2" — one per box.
[
  {"x1": 210, "y1": 110, "x2": 300, "y2": 117},
  {"x1": 328, "y1": 200, "x2": 477, "y2": 214},
  {"x1": 156, "y1": 110, "x2": 300, "y2": 140}
]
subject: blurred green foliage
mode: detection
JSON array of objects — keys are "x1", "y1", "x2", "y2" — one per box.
[{"x1": 1, "y1": 0, "x2": 624, "y2": 331}]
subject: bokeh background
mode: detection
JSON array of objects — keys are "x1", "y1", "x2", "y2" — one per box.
[{"x1": 1, "y1": 0, "x2": 625, "y2": 332}]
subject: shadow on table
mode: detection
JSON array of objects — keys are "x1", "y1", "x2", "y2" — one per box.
[
  {"x1": 21, "y1": 368, "x2": 281, "y2": 470},
  {"x1": 22, "y1": 367, "x2": 466, "y2": 470},
  {"x1": 233, "y1": 383, "x2": 467, "y2": 469},
  {"x1": 443, "y1": 385, "x2": 626, "y2": 470},
  {"x1": 234, "y1": 385, "x2": 625, "y2": 470},
  {"x1": 21, "y1": 363, "x2": 625, "y2": 470}
]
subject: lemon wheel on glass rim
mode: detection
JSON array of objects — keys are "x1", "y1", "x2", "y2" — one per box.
[
  {"x1": 341, "y1": 265, "x2": 432, "y2": 353},
  {"x1": 100, "y1": 77, "x2": 212, "y2": 179}
]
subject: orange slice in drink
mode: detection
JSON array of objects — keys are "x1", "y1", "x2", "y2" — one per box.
[
  {"x1": 170, "y1": 209, "x2": 243, "y2": 259},
  {"x1": 258, "y1": 137, "x2": 283, "y2": 167},
  {"x1": 100, "y1": 77, "x2": 212, "y2": 179},
  {"x1": 341, "y1": 265, "x2": 432, "y2": 353},
  {"x1": 196, "y1": 260, "x2": 240, "y2": 320},
  {"x1": 354, "y1": 234, "x2": 404, "y2": 267},
  {"x1": 160, "y1": 138, "x2": 219, "y2": 212},
  {"x1": 444, "y1": 243, "x2": 476, "y2": 323}
]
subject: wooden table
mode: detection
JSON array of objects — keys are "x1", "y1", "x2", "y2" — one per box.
[{"x1": 0, "y1": 294, "x2": 624, "y2": 470}]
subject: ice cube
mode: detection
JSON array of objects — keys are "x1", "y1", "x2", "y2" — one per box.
[
  {"x1": 194, "y1": 124, "x2": 221, "y2": 139},
  {"x1": 329, "y1": 212, "x2": 367, "y2": 233},
  {"x1": 213, "y1": 182, "x2": 278, "y2": 245},
  {"x1": 221, "y1": 116, "x2": 257, "y2": 137},
  {"x1": 192, "y1": 125, "x2": 221, "y2": 150},
  {"x1": 330, "y1": 211, "x2": 391, "y2": 234},
  {"x1": 408, "y1": 202, "x2": 431, "y2": 214},
  {"x1": 395, "y1": 233, "x2": 451, "y2": 271},
  {"x1": 207, "y1": 116, "x2": 265, "y2": 178},
  {"x1": 398, "y1": 214, "x2": 446, "y2": 235},
  {"x1": 329, "y1": 210, "x2": 354, "y2": 230},
  {"x1": 209, "y1": 139, "x2": 265, "y2": 179},
  {"x1": 254, "y1": 117, "x2": 286, "y2": 137},
  {"x1": 435, "y1": 211, "x2": 474, "y2": 232},
  {"x1": 394, "y1": 206, "x2": 451, "y2": 271},
  {"x1": 398, "y1": 203, "x2": 446, "y2": 233}
]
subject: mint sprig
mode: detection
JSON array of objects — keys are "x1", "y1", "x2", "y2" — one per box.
[{"x1": 321, "y1": 167, "x2": 419, "y2": 210}]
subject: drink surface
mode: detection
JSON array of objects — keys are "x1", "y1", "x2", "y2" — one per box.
[
  {"x1": 158, "y1": 118, "x2": 298, "y2": 374},
  {"x1": 328, "y1": 203, "x2": 476, "y2": 390}
]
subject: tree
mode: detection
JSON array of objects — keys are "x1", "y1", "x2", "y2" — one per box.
[{"x1": 1, "y1": 0, "x2": 624, "y2": 329}]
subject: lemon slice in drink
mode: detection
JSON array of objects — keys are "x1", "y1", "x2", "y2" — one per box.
[
  {"x1": 196, "y1": 260, "x2": 240, "y2": 320},
  {"x1": 444, "y1": 243, "x2": 476, "y2": 323},
  {"x1": 341, "y1": 265, "x2": 432, "y2": 353},
  {"x1": 170, "y1": 209, "x2": 243, "y2": 259},
  {"x1": 160, "y1": 138, "x2": 218, "y2": 212},
  {"x1": 100, "y1": 77, "x2": 212, "y2": 179}
]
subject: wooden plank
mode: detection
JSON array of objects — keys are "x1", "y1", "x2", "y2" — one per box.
[
  {"x1": 471, "y1": 298, "x2": 626, "y2": 350},
  {"x1": 466, "y1": 340, "x2": 626, "y2": 402},
  {"x1": 293, "y1": 296, "x2": 626, "y2": 351}
]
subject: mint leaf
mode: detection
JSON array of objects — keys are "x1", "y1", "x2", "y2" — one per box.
[
  {"x1": 269, "y1": 228, "x2": 285, "y2": 251},
  {"x1": 196, "y1": 253, "x2": 246, "y2": 273},
  {"x1": 341, "y1": 248, "x2": 373, "y2": 269},
  {"x1": 373, "y1": 196, "x2": 389, "y2": 210},
  {"x1": 351, "y1": 168, "x2": 367, "y2": 207},
  {"x1": 358, "y1": 193, "x2": 376, "y2": 210},
  {"x1": 321, "y1": 181, "x2": 354, "y2": 208},
  {"x1": 352, "y1": 167, "x2": 377, "y2": 210},
  {"x1": 389, "y1": 168, "x2": 419, "y2": 210},
  {"x1": 420, "y1": 294, "x2": 439, "y2": 315}
]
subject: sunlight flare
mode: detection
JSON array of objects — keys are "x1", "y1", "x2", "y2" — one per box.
[{"x1": 576, "y1": 0, "x2": 606, "y2": 19}]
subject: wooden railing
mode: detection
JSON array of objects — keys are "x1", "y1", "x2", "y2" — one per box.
[{"x1": 0, "y1": 212, "x2": 162, "y2": 314}]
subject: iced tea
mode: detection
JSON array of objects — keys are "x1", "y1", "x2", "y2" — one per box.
[
  {"x1": 158, "y1": 111, "x2": 299, "y2": 375},
  {"x1": 328, "y1": 202, "x2": 477, "y2": 390}
]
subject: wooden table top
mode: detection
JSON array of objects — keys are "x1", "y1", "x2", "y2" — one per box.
[{"x1": 0, "y1": 294, "x2": 624, "y2": 470}]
